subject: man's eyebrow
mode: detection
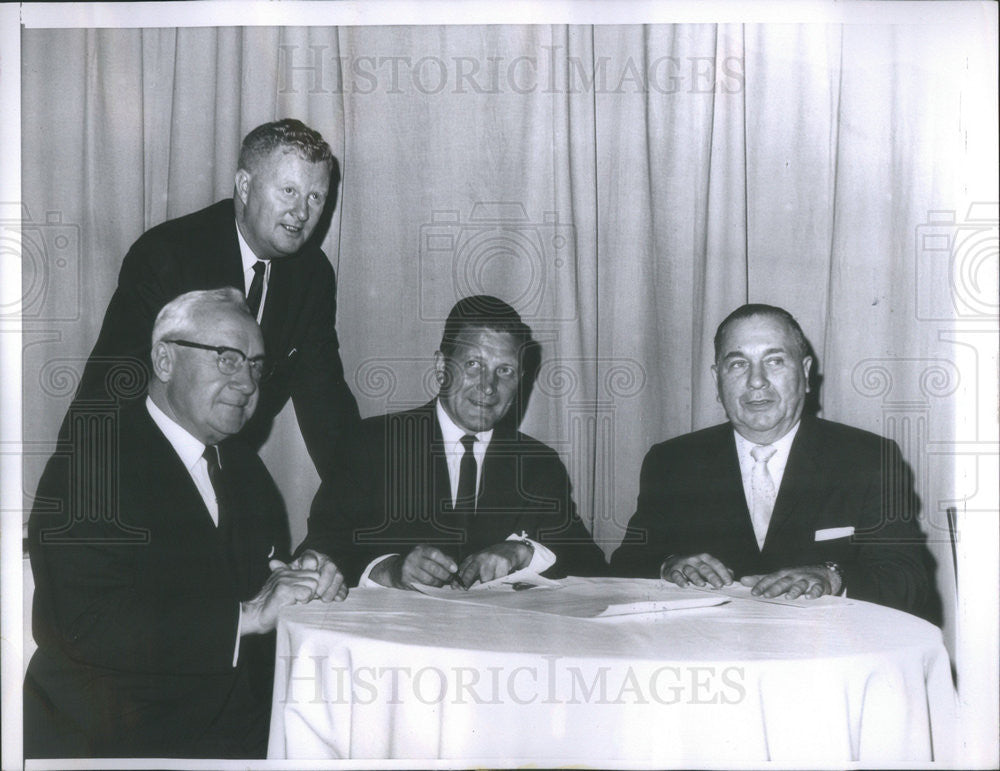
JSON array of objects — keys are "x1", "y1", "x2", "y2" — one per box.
[{"x1": 721, "y1": 346, "x2": 789, "y2": 360}]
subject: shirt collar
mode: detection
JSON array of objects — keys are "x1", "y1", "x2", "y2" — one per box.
[
  {"x1": 435, "y1": 399, "x2": 494, "y2": 449},
  {"x1": 146, "y1": 395, "x2": 208, "y2": 472},
  {"x1": 235, "y1": 217, "x2": 266, "y2": 272},
  {"x1": 733, "y1": 419, "x2": 801, "y2": 458}
]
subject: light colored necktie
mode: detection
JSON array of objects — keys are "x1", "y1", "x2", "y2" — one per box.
[{"x1": 750, "y1": 444, "x2": 778, "y2": 550}]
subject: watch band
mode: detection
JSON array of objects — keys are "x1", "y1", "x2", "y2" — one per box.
[{"x1": 824, "y1": 561, "x2": 844, "y2": 593}]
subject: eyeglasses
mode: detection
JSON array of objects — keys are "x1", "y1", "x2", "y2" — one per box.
[{"x1": 164, "y1": 339, "x2": 271, "y2": 382}]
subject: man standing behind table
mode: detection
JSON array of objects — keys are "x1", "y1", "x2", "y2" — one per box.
[
  {"x1": 66, "y1": 118, "x2": 359, "y2": 479},
  {"x1": 25, "y1": 289, "x2": 347, "y2": 759},
  {"x1": 301, "y1": 295, "x2": 609, "y2": 589},
  {"x1": 611, "y1": 304, "x2": 933, "y2": 617}
]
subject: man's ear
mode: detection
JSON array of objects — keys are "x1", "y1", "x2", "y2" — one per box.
[
  {"x1": 151, "y1": 341, "x2": 174, "y2": 383},
  {"x1": 234, "y1": 169, "x2": 251, "y2": 205},
  {"x1": 802, "y1": 355, "x2": 813, "y2": 392},
  {"x1": 434, "y1": 351, "x2": 446, "y2": 383},
  {"x1": 710, "y1": 363, "x2": 722, "y2": 401}
]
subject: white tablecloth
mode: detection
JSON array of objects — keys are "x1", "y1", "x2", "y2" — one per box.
[{"x1": 268, "y1": 578, "x2": 955, "y2": 764}]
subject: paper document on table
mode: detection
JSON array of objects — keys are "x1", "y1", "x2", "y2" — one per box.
[
  {"x1": 412, "y1": 568, "x2": 561, "y2": 598},
  {"x1": 690, "y1": 583, "x2": 853, "y2": 608},
  {"x1": 595, "y1": 597, "x2": 729, "y2": 617},
  {"x1": 412, "y1": 577, "x2": 731, "y2": 618}
]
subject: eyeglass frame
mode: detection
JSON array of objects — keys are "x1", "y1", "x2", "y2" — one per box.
[{"x1": 163, "y1": 339, "x2": 272, "y2": 382}]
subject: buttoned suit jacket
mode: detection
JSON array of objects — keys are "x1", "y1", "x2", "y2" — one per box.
[
  {"x1": 25, "y1": 401, "x2": 291, "y2": 758},
  {"x1": 610, "y1": 416, "x2": 933, "y2": 617},
  {"x1": 68, "y1": 199, "x2": 359, "y2": 479},
  {"x1": 301, "y1": 401, "x2": 609, "y2": 584}
]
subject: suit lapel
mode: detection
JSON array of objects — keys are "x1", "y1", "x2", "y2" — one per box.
[
  {"x1": 713, "y1": 430, "x2": 762, "y2": 554},
  {"x1": 203, "y1": 201, "x2": 245, "y2": 292},
  {"x1": 134, "y1": 405, "x2": 239, "y2": 590},
  {"x1": 763, "y1": 419, "x2": 821, "y2": 551}
]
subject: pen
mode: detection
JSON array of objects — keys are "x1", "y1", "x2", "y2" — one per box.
[{"x1": 449, "y1": 569, "x2": 469, "y2": 590}]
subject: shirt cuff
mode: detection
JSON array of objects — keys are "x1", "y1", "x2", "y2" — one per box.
[
  {"x1": 232, "y1": 603, "x2": 243, "y2": 667},
  {"x1": 358, "y1": 554, "x2": 399, "y2": 587},
  {"x1": 507, "y1": 533, "x2": 555, "y2": 574}
]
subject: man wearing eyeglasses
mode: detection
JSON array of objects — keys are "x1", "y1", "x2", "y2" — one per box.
[
  {"x1": 63, "y1": 118, "x2": 359, "y2": 482},
  {"x1": 25, "y1": 288, "x2": 347, "y2": 759}
]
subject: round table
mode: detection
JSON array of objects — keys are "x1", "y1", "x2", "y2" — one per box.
[{"x1": 267, "y1": 577, "x2": 955, "y2": 764}]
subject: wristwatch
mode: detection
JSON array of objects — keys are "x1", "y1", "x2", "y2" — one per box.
[{"x1": 823, "y1": 561, "x2": 844, "y2": 594}]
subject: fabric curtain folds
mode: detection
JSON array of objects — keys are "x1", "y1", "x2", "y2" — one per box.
[{"x1": 22, "y1": 22, "x2": 993, "y2": 656}]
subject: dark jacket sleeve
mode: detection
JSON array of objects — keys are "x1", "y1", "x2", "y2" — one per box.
[
  {"x1": 517, "y1": 446, "x2": 609, "y2": 578},
  {"x1": 836, "y1": 436, "x2": 931, "y2": 616},
  {"x1": 609, "y1": 444, "x2": 674, "y2": 578},
  {"x1": 72, "y1": 233, "x2": 185, "y2": 405},
  {"x1": 282, "y1": 255, "x2": 361, "y2": 481}
]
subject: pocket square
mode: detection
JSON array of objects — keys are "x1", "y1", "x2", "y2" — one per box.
[
  {"x1": 815, "y1": 526, "x2": 854, "y2": 542},
  {"x1": 267, "y1": 545, "x2": 276, "y2": 558}
]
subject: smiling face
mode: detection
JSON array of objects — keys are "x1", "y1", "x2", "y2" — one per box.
[
  {"x1": 152, "y1": 306, "x2": 264, "y2": 445},
  {"x1": 712, "y1": 313, "x2": 812, "y2": 445},
  {"x1": 234, "y1": 148, "x2": 331, "y2": 259},
  {"x1": 435, "y1": 327, "x2": 521, "y2": 434}
]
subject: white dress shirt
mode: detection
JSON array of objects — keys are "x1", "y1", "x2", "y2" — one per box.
[
  {"x1": 358, "y1": 401, "x2": 555, "y2": 586},
  {"x1": 235, "y1": 220, "x2": 271, "y2": 324},
  {"x1": 733, "y1": 421, "x2": 801, "y2": 550}
]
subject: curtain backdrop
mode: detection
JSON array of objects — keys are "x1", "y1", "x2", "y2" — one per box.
[{"x1": 21, "y1": 22, "x2": 997, "y2": 661}]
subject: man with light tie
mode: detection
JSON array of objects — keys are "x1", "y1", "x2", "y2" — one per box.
[
  {"x1": 25, "y1": 289, "x2": 347, "y2": 758},
  {"x1": 301, "y1": 295, "x2": 608, "y2": 589},
  {"x1": 611, "y1": 304, "x2": 933, "y2": 617}
]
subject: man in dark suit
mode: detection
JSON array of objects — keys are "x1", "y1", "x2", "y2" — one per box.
[
  {"x1": 301, "y1": 295, "x2": 608, "y2": 588},
  {"x1": 25, "y1": 289, "x2": 347, "y2": 759},
  {"x1": 68, "y1": 118, "x2": 359, "y2": 480},
  {"x1": 611, "y1": 304, "x2": 931, "y2": 617}
]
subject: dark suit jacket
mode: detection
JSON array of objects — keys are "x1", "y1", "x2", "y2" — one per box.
[
  {"x1": 25, "y1": 401, "x2": 291, "y2": 758},
  {"x1": 301, "y1": 401, "x2": 608, "y2": 584},
  {"x1": 68, "y1": 199, "x2": 359, "y2": 479},
  {"x1": 610, "y1": 417, "x2": 933, "y2": 617}
]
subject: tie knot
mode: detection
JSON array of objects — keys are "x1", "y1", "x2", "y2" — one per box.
[
  {"x1": 203, "y1": 445, "x2": 221, "y2": 472},
  {"x1": 251, "y1": 260, "x2": 266, "y2": 277},
  {"x1": 751, "y1": 444, "x2": 777, "y2": 463},
  {"x1": 460, "y1": 434, "x2": 476, "y2": 453}
]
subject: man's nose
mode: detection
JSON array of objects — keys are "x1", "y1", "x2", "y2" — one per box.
[
  {"x1": 291, "y1": 197, "x2": 309, "y2": 222},
  {"x1": 747, "y1": 362, "x2": 768, "y2": 389},
  {"x1": 229, "y1": 361, "x2": 259, "y2": 393},
  {"x1": 478, "y1": 369, "x2": 498, "y2": 395}
]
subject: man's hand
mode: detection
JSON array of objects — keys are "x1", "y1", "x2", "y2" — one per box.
[
  {"x1": 660, "y1": 553, "x2": 733, "y2": 588},
  {"x1": 370, "y1": 545, "x2": 458, "y2": 590},
  {"x1": 458, "y1": 541, "x2": 533, "y2": 587},
  {"x1": 284, "y1": 549, "x2": 348, "y2": 602},
  {"x1": 240, "y1": 562, "x2": 321, "y2": 636},
  {"x1": 740, "y1": 564, "x2": 842, "y2": 599}
]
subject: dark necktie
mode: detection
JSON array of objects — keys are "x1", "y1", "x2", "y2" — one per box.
[
  {"x1": 246, "y1": 260, "x2": 266, "y2": 317},
  {"x1": 203, "y1": 445, "x2": 229, "y2": 531},
  {"x1": 455, "y1": 434, "x2": 478, "y2": 513}
]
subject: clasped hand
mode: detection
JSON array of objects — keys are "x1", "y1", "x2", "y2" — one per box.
[
  {"x1": 376, "y1": 542, "x2": 533, "y2": 590},
  {"x1": 240, "y1": 549, "x2": 347, "y2": 636},
  {"x1": 661, "y1": 553, "x2": 839, "y2": 599}
]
